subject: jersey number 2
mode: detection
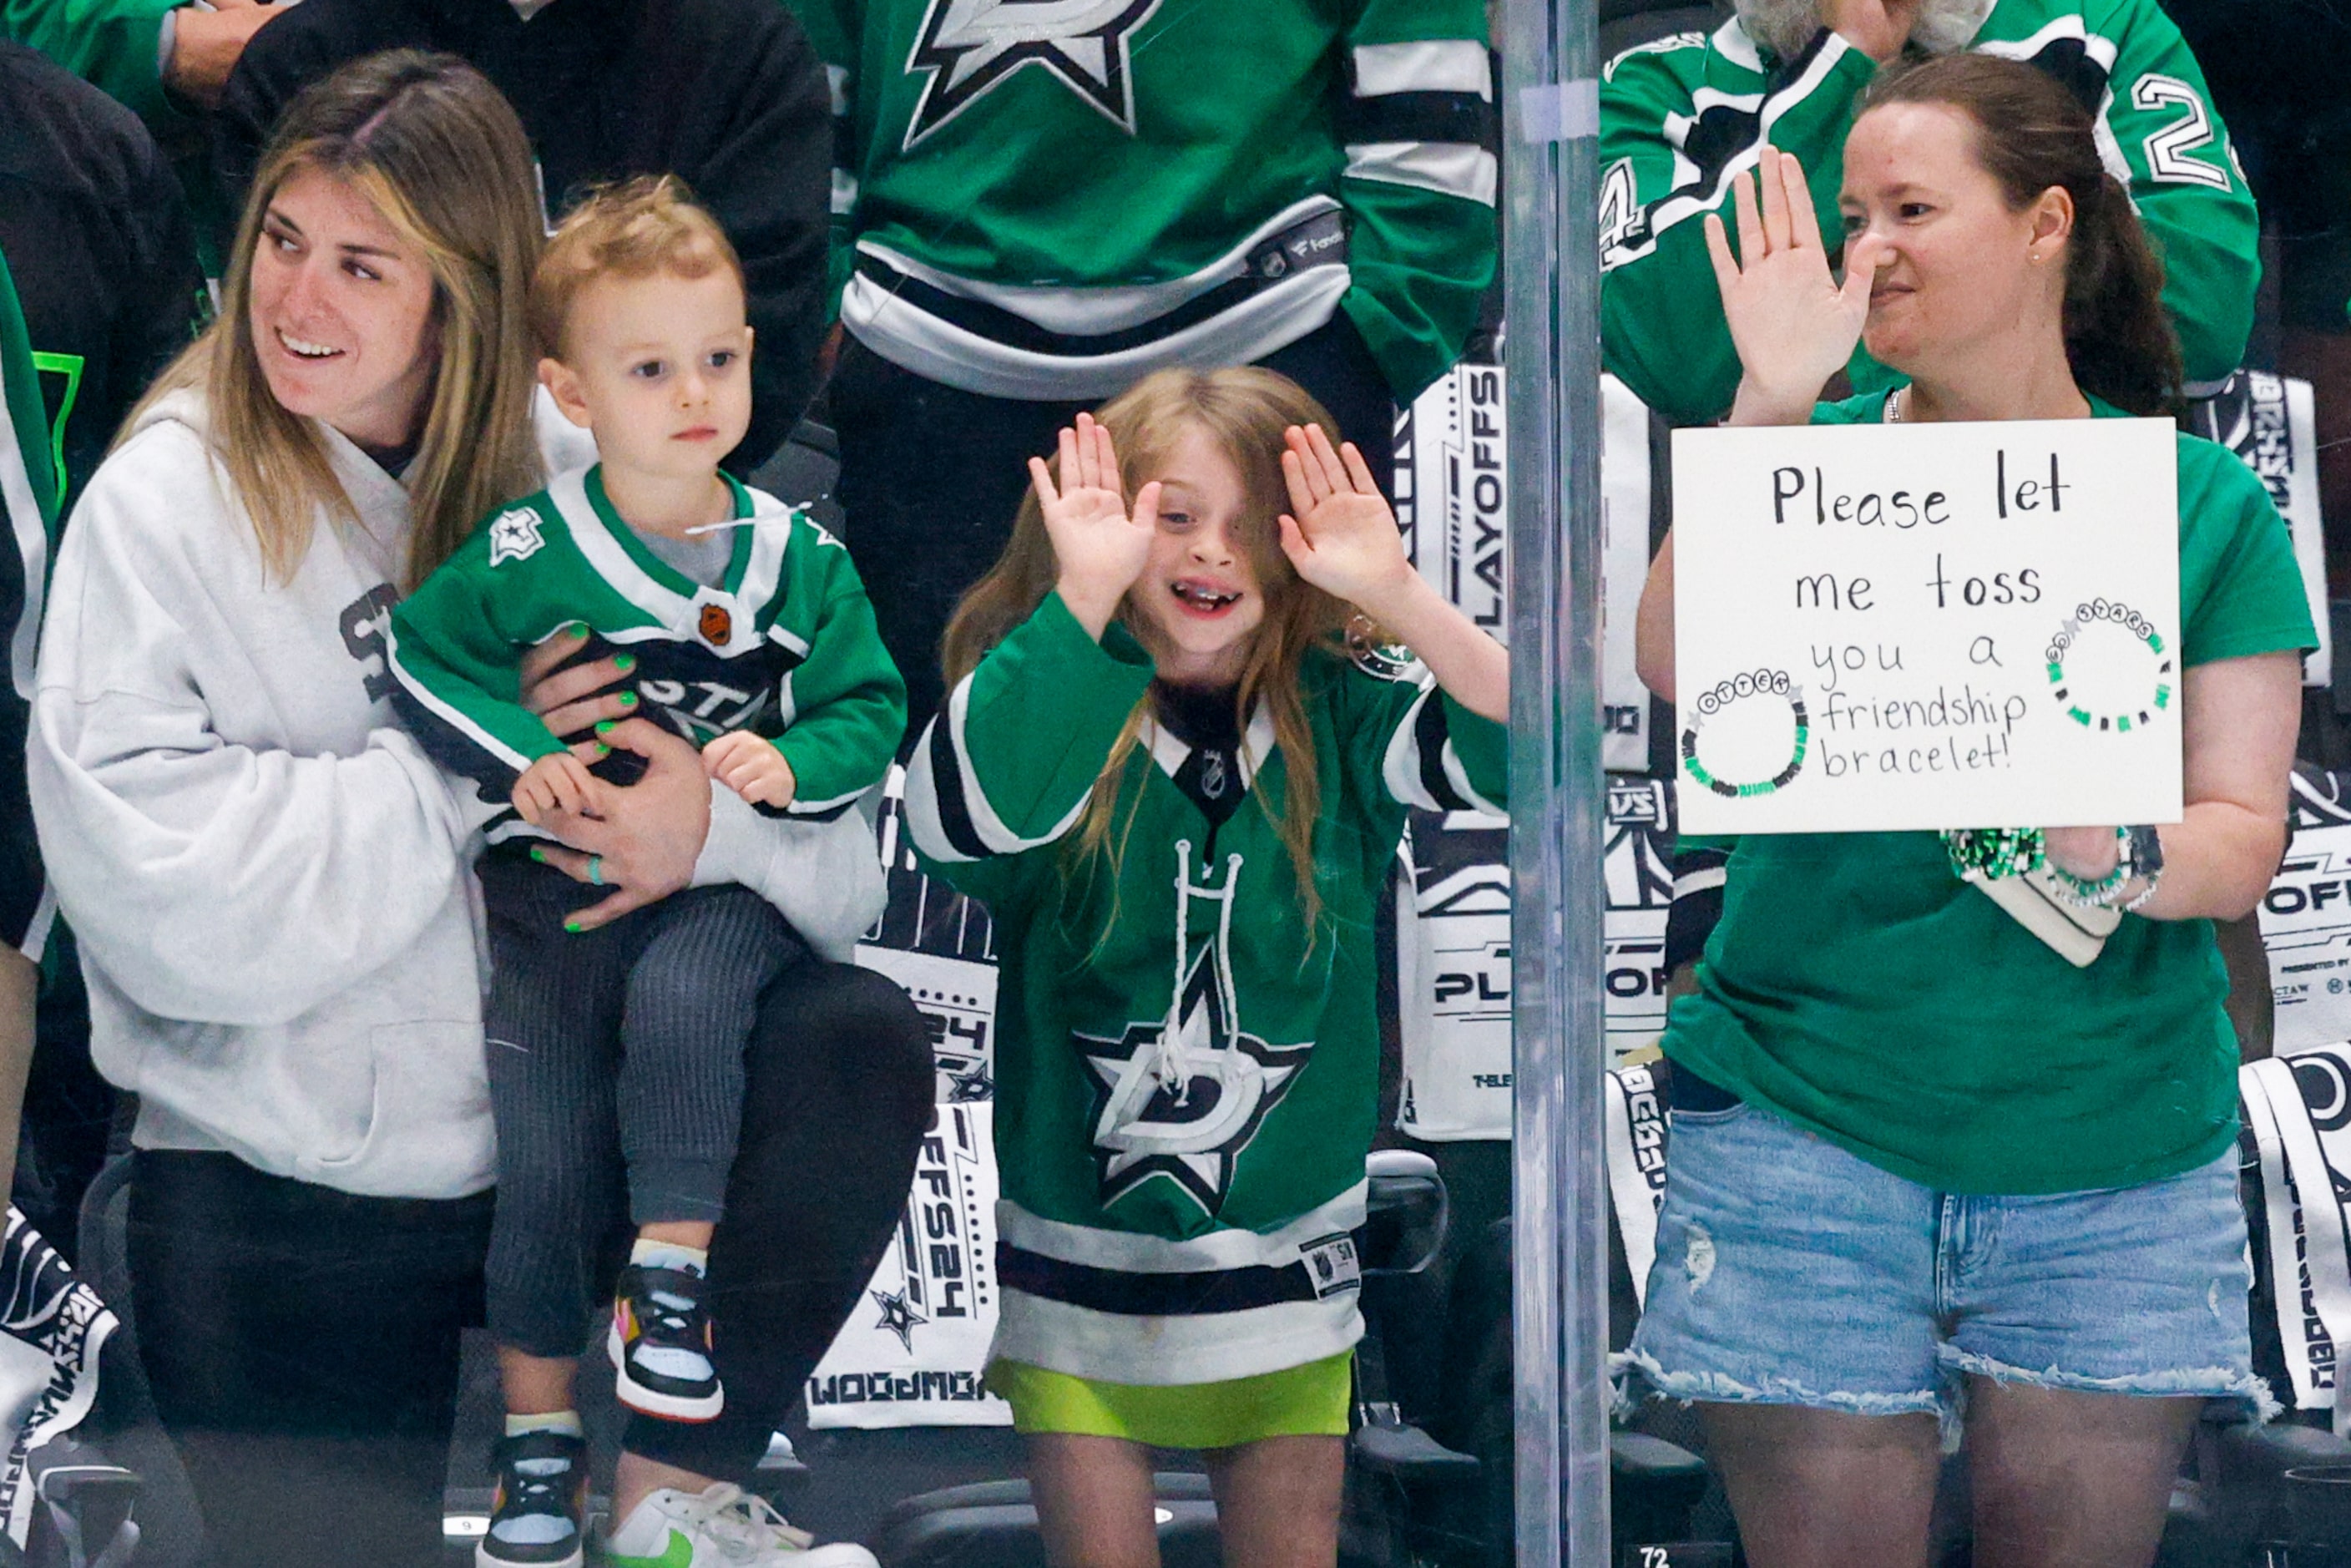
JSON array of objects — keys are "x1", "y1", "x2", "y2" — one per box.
[{"x1": 2132, "y1": 76, "x2": 2230, "y2": 190}]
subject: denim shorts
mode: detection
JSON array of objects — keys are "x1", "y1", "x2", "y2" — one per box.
[{"x1": 1617, "y1": 1085, "x2": 2273, "y2": 1430}]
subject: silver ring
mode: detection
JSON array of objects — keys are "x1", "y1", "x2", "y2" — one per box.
[{"x1": 587, "y1": 855, "x2": 604, "y2": 887}]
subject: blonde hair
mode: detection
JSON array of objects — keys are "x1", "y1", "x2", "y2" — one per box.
[
  {"x1": 530, "y1": 175, "x2": 745, "y2": 361},
  {"x1": 129, "y1": 50, "x2": 544, "y2": 589},
  {"x1": 942, "y1": 367, "x2": 1360, "y2": 929}
]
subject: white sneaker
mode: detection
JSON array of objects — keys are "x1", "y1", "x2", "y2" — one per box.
[{"x1": 602, "y1": 1484, "x2": 878, "y2": 1568}]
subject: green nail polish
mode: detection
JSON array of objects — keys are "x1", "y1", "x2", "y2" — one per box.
[
  {"x1": 528, "y1": 846, "x2": 545, "y2": 863},
  {"x1": 614, "y1": 653, "x2": 636, "y2": 673},
  {"x1": 595, "y1": 720, "x2": 616, "y2": 736},
  {"x1": 564, "y1": 918, "x2": 584, "y2": 933},
  {"x1": 596, "y1": 743, "x2": 612, "y2": 757},
  {"x1": 619, "y1": 691, "x2": 638, "y2": 707},
  {"x1": 569, "y1": 624, "x2": 589, "y2": 640}
]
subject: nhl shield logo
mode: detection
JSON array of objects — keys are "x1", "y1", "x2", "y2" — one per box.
[{"x1": 699, "y1": 603, "x2": 733, "y2": 645}]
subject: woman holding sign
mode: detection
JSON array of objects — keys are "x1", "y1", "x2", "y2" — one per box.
[{"x1": 1628, "y1": 53, "x2": 2313, "y2": 1568}]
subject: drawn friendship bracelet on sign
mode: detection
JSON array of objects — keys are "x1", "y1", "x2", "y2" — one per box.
[
  {"x1": 2046, "y1": 599, "x2": 2174, "y2": 732},
  {"x1": 1681, "y1": 670, "x2": 1808, "y2": 798}
]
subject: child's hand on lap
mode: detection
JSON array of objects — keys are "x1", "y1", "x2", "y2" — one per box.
[
  {"x1": 1030, "y1": 412, "x2": 1161, "y2": 640},
  {"x1": 703, "y1": 731, "x2": 796, "y2": 807},
  {"x1": 1277, "y1": 425, "x2": 1415, "y2": 620},
  {"x1": 513, "y1": 751, "x2": 599, "y2": 827}
]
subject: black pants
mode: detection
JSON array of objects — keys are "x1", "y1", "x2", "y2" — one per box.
[
  {"x1": 831, "y1": 311, "x2": 1398, "y2": 731},
  {"x1": 127, "y1": 960, "x2": 932, "y2": 1568},
  {"x1": 481, "y1": 857, "x2": 803, "y2": 1355}
]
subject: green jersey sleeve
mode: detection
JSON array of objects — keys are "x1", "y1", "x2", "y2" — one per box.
[
  {"x1": 1333, "y1": 1, "x2": 1499, "y2": 401},
  {"x1": 1338, "y1": 657, "x2": 1508, "y2": 816},
  {"x1": 902, "y1": 591, "x2": 1155, "y2": 884},
  {"x1": 3, "y1": 0, "x2": 178, "y2": 128},
  {"x1": 765, "y1": 529, "x2": 907, "y2": 816},
  {"x1": 2078, "y1": 0, "x2": 2258, "y2": 392},
  {"x1": 385, "y1": 507, "x2": 574, "y2": 796},
  {"x1": 1598, "y1": 27, "x2": 1876, "y2": 426}
]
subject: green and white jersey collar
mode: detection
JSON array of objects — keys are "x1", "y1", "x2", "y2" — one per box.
[{"x1": 546, "y1": 463, "x2": 791, "y2": 655}]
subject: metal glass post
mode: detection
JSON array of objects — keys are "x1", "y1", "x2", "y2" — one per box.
[{"x1": 1500, "y1": 0, "x2": 1610, "y2": 1565}]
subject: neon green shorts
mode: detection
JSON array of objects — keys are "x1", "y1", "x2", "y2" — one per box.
[{"x1": 986, "y1": 1353, "x2": 1353, "y2": 1449}]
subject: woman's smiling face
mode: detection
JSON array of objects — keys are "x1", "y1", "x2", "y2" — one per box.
[
  {"x1": 1125, "y1": 422, "x2": 1267, "y2": 688},
  {"x1": 1839, "y1": 100, "x2": 2067, "y2": 376},
  {"x1": 248, "y1": 164, "x2": 440, "y2": 450}
]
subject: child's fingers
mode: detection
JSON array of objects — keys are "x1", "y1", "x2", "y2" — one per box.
[
  {"x1": 1277, "y1": 513, "x2": 1310, "y2": 563},
  {"x1": 1058, "y1": 424, "x2": 1084, "y2": 497},
  {"x1": 1130, "y1": 479, "x2": 1163, "y2": 530},
  {"x1": 1285, "y1": 427, "x2": 1331, "y2": 503},
  {"x1": 513, "y1": 785, "x2": 546, "y2": 827},
  {"x1": 1091, "y1": 420, "x2": 1122, "y2": 501},
  {"x1": 1028, "y1": 455, "x2": 1060, "y2": 509},
  {"x1": 567, "y1": 737, "x2": 611, "y2": 766},
  {"x1": 1337, "y1": 440, "x2": 1379, "y2": 498},
  {"x1": 1305, "y1": 425, "x2": 1352, "y2": 495},
  {"x1": 1280, "y1": 448, "x2": 1317, "y2": 519}
]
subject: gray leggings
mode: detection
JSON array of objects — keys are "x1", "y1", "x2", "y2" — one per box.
[{"x1": 480, "y1": 855, "x2": 806, "y2": 1358}]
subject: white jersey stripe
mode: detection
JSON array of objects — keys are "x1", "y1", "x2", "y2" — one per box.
[
  {"x1": 1342, "y1": 141, "x2": 1498, "y2": 205},
  {"x1": 1352, "y1": 40, "x2": 1493, "y2": 100}
]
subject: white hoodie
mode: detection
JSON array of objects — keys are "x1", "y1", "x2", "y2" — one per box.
[{"x1": 27, "y1": 390, "x2": 885, "y2": 1201}]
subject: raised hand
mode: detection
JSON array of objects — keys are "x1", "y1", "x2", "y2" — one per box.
[
  {"x1": 1029, "y1": 412, "x2": 1162, "y2": 640},
  {"x1": 1704, "y1": 147, "x2": 1887, "y2": 423},
  {"x1": 1277, "y1": 425, "x2": 1413, "y2": 619}
]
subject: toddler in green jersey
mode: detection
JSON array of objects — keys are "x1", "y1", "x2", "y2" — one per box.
[
  {"x1": 387, "y1": 178, "x2": 902, "y2": 1568},
  {"x1": 903, "y1": 369, "x2": 1508, "y2": 1568}
]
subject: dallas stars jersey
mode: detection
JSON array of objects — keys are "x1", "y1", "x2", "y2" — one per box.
[
  {"x1": 1598, "y1": 0, "x2": 2260, "y2": 426},
  {"x1": 2, "y1": 243, "x2": 58, "y2": 957},
  {"x1": 904, "y1": 593, "x2": 1505, "y2": 1384},
  {"x1": 387, "y1": 463, "x2": 904, "y2": 831},
  {"x1": 795, "y1": 0, "x2": 1497, "y2": 402}
]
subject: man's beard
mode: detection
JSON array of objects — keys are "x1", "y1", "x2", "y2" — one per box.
[{"x1": 1735, "y1": 0, "x2": 1994, "y2": 62}]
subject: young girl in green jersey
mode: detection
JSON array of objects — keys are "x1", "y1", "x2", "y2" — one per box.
[{"x1": 904, "y1": 367, "x2": 1507, "y2": 1568}]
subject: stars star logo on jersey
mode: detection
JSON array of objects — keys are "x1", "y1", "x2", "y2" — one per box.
[
  {"x1": 901, "y1": 0, "x2": 1164, "y2": 150},
  {"x1": 1072, "y1": 939, "x2": 1310, "y2": 1216},
  {"x1": 486, "y1": 507, "x2": 545, "y2": 567},
  {"x1": 870, "y1": 1286, "x2": 928, "y2": 1352}
]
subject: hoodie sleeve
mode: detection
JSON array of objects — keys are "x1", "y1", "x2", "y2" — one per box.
[{"x1": 25, "y1": 427, "x2": 479, "y2": 1027}]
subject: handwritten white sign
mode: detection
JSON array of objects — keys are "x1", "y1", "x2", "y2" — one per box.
[{"x1": 1672, "y1": 418, "x2": 2181, "y2": 834}]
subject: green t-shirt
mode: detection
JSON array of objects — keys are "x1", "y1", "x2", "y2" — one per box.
[{"x1": 1665, "y1": 391, "x2": 2317, "y2": 1195}]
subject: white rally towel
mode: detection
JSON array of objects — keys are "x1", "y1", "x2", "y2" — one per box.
[
  {"x1": 2242, "y1": 1050, "x2": 2351, "y2": 1429},
  {"x1": 0, "y1": 1209, "x2": 116, "y2": 1550}
]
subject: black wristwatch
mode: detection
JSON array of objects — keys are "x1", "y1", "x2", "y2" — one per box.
[{"x1": 2123, "y1": 823, "x2": 2165, "y2": 880}]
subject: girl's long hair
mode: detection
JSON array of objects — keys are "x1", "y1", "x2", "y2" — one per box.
[
  {"x1": 129, "y1": 50, "x2": 544, "y2": 588},
  {"x1": 1859, "y1": 53, "x2": 2186, "y2": 416},
  {"x1": 941, "y1": 367, "x2": 1358, "y2": 928}
]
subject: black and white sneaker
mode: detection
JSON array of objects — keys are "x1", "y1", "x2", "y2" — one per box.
[
  {"x1": 478, "y1": 1429, "x2": 588, "y2": 1568},
  {"x1": 609, "y1": 1263, "x2": 724, "y2": 1422}
]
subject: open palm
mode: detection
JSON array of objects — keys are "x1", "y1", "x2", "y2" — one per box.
[
  {"x1": 1277, "y1": 425, "x2": 1411, "y2": 611},
  {"x1": 1030, "y1": 412, "x2": 1160, "y2": 630},
  {"x1": 1705, "y1": 147, "x2": 1887, "y2": 411}
]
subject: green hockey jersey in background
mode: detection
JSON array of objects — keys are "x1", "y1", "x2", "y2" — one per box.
[
  {"x1": 387, "y1": 463, "x2": 904, "y2": 828},
  {"x1": 790, "y1": 0, "x2": 1498, "y2": 403},
  {"x1": 1598, "y1": 0, "x2": 2261, "y2": 426},
  {"x1": 905, "y1": 593, "x2": 1504, "y2": 1383}
]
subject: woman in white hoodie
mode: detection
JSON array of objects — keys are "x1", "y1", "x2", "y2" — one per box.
[{"x1": 25, "y1": 51, "x2": 931, "y2": 1568}]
